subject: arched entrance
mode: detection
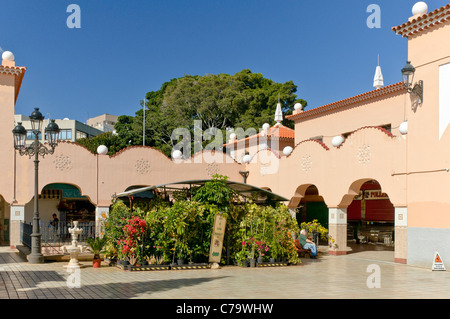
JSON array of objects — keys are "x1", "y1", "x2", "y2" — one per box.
[
  {"x1": 31, "y1": 183, "x2": 96, "y2": 225},
  {"x1": 346, "y1": 180, "x2": 395, "y2": 253},
  {"x1": 296, "y1": 185, "x2": 328, "y2": 230}
]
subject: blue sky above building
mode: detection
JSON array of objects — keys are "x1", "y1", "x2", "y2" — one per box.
[{"x1": 1, "y1": 0, "x2": 447, "y2": 123}]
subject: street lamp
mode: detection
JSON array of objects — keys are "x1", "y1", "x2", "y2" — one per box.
[
  {"x1": 12, "y1": 108, "x2": 60, "y2": 263},
  {"x1": 402, "y1": 61, "x2": 423, "y2": 103}
]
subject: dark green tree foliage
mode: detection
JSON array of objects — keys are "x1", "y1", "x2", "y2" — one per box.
[
  {"x1": 78, "y1": 69, "x2": 306, "y2": 157},
  {"x1": 76, "y1": 131, "x2": 126, "y2": 156}
]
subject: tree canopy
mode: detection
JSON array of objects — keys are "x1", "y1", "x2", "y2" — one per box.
[{"x1": 78, "y1": 69, "x2": 306, "y2": 157}]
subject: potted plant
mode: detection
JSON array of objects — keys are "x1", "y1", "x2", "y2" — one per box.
[
  {"x1": 87, "y1": 236, "x2": 107, "y2": 268},
  {"x1": 234, "y1": 249, "x2": 248, "y2": 267}
]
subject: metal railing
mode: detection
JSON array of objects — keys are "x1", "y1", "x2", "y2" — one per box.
[
  {"x1": 20, "y1": 222, "x2": 32, "y2": 248},
  {"x1": 21, "y1": 221, "x2": 99, "y2": 255}
]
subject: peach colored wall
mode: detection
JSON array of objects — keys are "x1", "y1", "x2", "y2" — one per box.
[
  {"x1": 0, "y1": 72, "x2": 17, "y2": 204},
  {"x1": 404, "y1": 18, "x2": 450, "y2": 229},
  {"x1": 293, "y1": 91, "x2": 408, "y2": 148},
  {"x1": 12, "y1": 143, "x2": 244, "y2": 208},
  {"x1": 246, "y1": 127, "x2": 407, "y2": 208}
]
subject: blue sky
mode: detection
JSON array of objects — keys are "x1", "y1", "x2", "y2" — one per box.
[{"x1": 1, "y1": 0, "x2": 447, "y2": 123}]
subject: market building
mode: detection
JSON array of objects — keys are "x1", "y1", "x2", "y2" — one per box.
[{"x1": 0, "y1": 2, "x2": 449, "y2": 268}]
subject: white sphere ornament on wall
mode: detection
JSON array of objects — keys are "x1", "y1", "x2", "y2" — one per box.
[
  {"x1": 412, "y1": 2, "x2": 428, "y2": 16},
  {"x1": 97, "y1": 145, "x2": 108, "y2": 155},
  {"x1": 332, "y1": 135, "x2": 345, "y2": 147},
  {"x1": 242, "y1": 154, "x2": 252, "y2": 163},
  {"x1": 2, "y1": 51, "x2": 15, "y2": 61},
  {"x1": 262, "y1": 123, "x2": 270, "y2": 131},
  {"x1": 283, "y1": 146, "x2": 293, "y2": 156},
  {"x1": 172, "y1": 150, "x2": 183, "y2": 159},
  {"x1": 294, "y1": 103, "x2": 303, "y2": 110},
  {"x1": 399, "y1": 121, "x2": 408, "y2": 135}
]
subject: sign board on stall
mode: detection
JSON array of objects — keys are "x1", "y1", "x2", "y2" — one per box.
[
  {"x1": 432, "y1": 251, "x2": 446, "y2": 271},
  {"x1": 209, "y1": 213, "x2": 226, "y2": 263}
]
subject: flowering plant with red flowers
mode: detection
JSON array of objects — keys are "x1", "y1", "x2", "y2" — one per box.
[{"x1": 117, "y1": 216, "x2": 147, "y2": 263}]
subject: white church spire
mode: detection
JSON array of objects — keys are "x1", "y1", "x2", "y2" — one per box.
[
  {"x1": 274, "y1": 94, "x2": 283, "y2": 125},
  {"x1": 373, "y1": 54, "x2": 384, "y2": 89}
]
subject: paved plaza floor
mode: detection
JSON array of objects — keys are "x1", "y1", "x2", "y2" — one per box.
[{"x1": 1, "y1": 245, "x2": 449, "y2": 302}]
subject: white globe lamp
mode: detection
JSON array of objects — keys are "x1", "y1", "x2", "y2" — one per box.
[
  {"x1": 399, "y1": 121, "x2": 408, "y2": 135},
  {"x1": 97, "y1": 145, "x2": 108, "y2": 155},
  {"x1": 242, "y1": 154, "x2": 252, "y2": 163},
  {"x1": 172, "y1": 150, "x2": 183, "y2": 159},
  {"x1": 332, "y1": 135, "x2": 345, "y2": 147},
  {"x1": 412, "y1": 2, "x2": 428, "y2": 16},
  {"x1": 2, "y1": 51, "x2": 15, "y2": 61},
  {"x1": 283, "y1": 146, "x2": 293, "y2": 156}
]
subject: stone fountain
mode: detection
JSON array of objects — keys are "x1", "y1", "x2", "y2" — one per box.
[{"x1": 62, "y1": 221, "x2": 86, "y2": 269}]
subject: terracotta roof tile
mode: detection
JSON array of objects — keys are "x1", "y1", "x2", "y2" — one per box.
[
  {"x1": 0, "y1": 64, "x2": 27, "y2": 104},
  {"x1": 223, "y1": 124, "x2": 295, "y2": 147},
  {"x1": 392, "y1": 4, "x2": 450, "y2": 38},
  {"x1": 286, "y1": 82, "x2": 406, "y2": 122}
]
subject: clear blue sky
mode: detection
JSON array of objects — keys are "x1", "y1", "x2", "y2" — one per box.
[{"x1": 1, "y1": 0, "x2": 447, "y2": 123}]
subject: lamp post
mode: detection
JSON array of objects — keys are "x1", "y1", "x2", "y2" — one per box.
[
  {"x1": 12, "y1": 108, "x2": 60, "y2": 263},
  {"x1": 402, "y1": 61, "x2": 423, "y2": 103},
  {"x1": 141, "y1": 98, "x2": 147, "y2": 146}
]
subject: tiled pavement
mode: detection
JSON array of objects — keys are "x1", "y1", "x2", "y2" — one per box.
[{"x1": 1, "y1": 245, "x2": 450, "y2": 300}]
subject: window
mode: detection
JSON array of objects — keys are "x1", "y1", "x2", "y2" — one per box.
[
  {"x1": 58, "y1": 129, "x2": 72, "y2": 140},
  {"x1": 27, "y1": 130, "x2": 41, "y2": 140},
  {"x1": 76, "y1": 130, "x2": 88, "y2": 140}
]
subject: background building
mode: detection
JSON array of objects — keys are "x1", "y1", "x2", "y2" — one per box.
[
  {"x1": 86, "y1": 114, "x2": 119, "y2": 133},
  {"x1": 14, "y1": 114, "x2": 103, "y2": 142}
]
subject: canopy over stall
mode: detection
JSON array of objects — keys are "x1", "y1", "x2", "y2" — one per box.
[{"x1": 113, "y1": 179, "x2": 288, "y2": 203}]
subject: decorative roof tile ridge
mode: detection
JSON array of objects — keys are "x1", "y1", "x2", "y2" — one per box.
[
  {"x1": 392, "y1": 4, "x2": 450, "y2": 37},
  {"x1": 0, "y1": 65, "x2": 27, "y2": 76},
  {"x1": 0, "y1": 65, "x2": 27, "y2": 71},
  {"x1": 286, "y1": 82, "x2": 405, "y2": 122},
  {"x1": 286, "y1": 139, "x2": 330, "y2": 158},
  {"x1": 188, "y1": 149, "x2": 240, "y2": 164},
  {"x1": 59, "y1": 140, "x2": 97, "y2": 154},
  {"x1": 223, "y1": 124, "x2": 295, "y2": 147},
  {"x1": 108, "y1": 144, "x2": 170, "y2": 159},
  {"x1": 335, "y1": 126, "x2": 396, "y2": 149},
  {"x1": 249, "y1": 148, "x2": 281, "y2": 161}
]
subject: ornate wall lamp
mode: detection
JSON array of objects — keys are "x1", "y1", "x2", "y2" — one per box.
[
  {"x1": 12, "y1": 108, "x2": 60, "y2": 263},
  {"x1": 402, "y1": 61, "x2": 423, "y2": 103}
]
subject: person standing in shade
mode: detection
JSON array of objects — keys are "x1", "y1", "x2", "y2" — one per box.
[
  {"x1": 299, "y1": 229, "x2": 318, "y2": 259},
  {"x1": 49, "y1": 213, "x2": 59, "y2": 239}
]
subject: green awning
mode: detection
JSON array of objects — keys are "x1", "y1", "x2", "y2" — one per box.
[{"x1": 43, "y1": 183, "x2": 87, "y2": 199}]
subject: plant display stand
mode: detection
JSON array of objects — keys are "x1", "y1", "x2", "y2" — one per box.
[
  {"x1": 170, "y1": 263, "x2": 210, "y2": 270},
  {"x1": 118, "y1": 264, "x2": 171, "y2": 271},
  {"x1": 117, "y1": 263, "x2": 211, "y2": 271},
  {"x1": 257, "y1": 261, "x2": 289, "y2": 268}
]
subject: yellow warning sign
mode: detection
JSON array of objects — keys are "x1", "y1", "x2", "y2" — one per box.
[{"x1": 432, "y1": 252, "x2": 446, "y2": 271}]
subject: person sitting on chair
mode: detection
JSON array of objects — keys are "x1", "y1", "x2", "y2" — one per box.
[{"x1": 299, "y1": 229, "x2": 318, "y2": 259}]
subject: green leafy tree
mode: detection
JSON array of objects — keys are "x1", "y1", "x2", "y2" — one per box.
[
  {"x1": 114, "y1": 69, "x2": 306, "y2": 157},
  {"x1": 76, "y1": 132, "x2": 126, "y2": 156}
]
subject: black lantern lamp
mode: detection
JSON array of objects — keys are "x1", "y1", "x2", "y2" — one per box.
[
  {"x1": 402, "y1": 61, "x2": 423, "y2": 103},
  {"x1": 12, "y1": 109, "x2": 60, "y2": 263},
  {"x1": 12, "y1": 122, "x2": 27, "y2": 151},
  {"x1": 45, "y1": 119, "x2": 60, "y2": 149},
  {"x1": 29, "y1": 107, "x2": 44, "y2": 132}
]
